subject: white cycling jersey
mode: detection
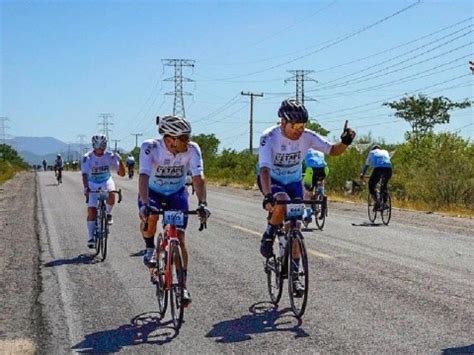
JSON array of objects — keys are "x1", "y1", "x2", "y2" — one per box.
[
  {"x1": 81, "y1": 150, "x2": 121, "y2": 184},
  {"x1": 258, "y1": 125, "x2": 332, "y2": 185},
  {"x1": 365, "y1": 149, "x2": 392, "y2": 168},
  {"x1": 139, "y1": 138, "x2": 203, "y2": 195}
]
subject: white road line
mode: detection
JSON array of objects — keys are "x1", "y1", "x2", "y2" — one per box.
[{"x1": 231, "y1": 225, "x2": 334, "y2": 259}]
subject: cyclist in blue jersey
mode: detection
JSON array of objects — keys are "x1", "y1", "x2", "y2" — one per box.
[
  {"x1": 258, "y1": 99, "x2": 355, "y2": 296},
  {"x1": 360, "y1": 144, "x2": 392, "y2": 207},
  {"x1": 302, "y1": 149, "x2": 329, "y2": 223}
]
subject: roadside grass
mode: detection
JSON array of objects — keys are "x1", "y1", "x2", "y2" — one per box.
[
  {"x1": 0, "y1": 161, "x2": 26, "y2": 185},
  {"x1": 207, "y1": 177, "x2": 474, "y2": 218}
]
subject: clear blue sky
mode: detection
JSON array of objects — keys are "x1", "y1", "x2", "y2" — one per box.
[{"x1": 1, "y1": 0, "x2": 473, "y2": 152}]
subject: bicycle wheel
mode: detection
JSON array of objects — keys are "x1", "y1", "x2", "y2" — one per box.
[
  {"x1": 381, "y1": 192, "x2": 392, "y2": 225},
  {"x1": 100, "y1": 210, "x2": 108, "y2": 261},
  {"x1": 155, "y1": 233, "x2": 168, "y2": 319},
  {"x1": 265, "y1": 237, "x2": 283, "y2": 304},
  {"x1": 288, "y1": 231, "x2": 309, "y2": 318},
  {"x1": 315, "y1": 194, "x2": 326, "y2": 230},
  {"x1": 169, "y1": 241, "x2": 185, "y2": 330},
  {"x1": 94, "y1": 218, "x2": 101, "y2": 257},
  {"x1": 367, "y1": 193, "x2": 377, "y2": 223}
]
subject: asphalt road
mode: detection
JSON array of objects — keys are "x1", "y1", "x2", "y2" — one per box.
[{"x1": 35, "y1": 171, "x2": 473, "y2": 354}]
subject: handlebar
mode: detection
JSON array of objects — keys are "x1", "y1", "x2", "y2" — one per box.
[
  {"x1": 85, "y1": 189, "x2": 122, "y2": 204},
  {"x1": 143, "y1": 206, "x2": 208, "y2": 232}
]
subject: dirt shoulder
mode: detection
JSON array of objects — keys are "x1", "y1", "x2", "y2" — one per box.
[{"x1": 0, "y1": 172, "x2": 39, "y2": 354}]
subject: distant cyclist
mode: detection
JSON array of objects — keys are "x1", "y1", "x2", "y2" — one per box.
[
  {"x1": 81, "y1": 134, "x2": 126, "y2": 248},
  {"x1": 360, "y1": 144, "x2": 392, "y2": 208},
  {"x1": 302, "y1": 148, "x2": 329, "y2": 223},
  {"x1": 126, "y1": 154, "x2": 135, "y2": 179},
  {"x1": 54, "y1": 154, "x2": 64, "y2": 180},
  {"x1": 258, "y1": 98, "x2": 355, "y2": 296},
  {"x1": 42, "y1": 159, "x2": 48, "y2": 171},
  {"x1": 138, "y1": 115, "x2": 210, "y2": 307}
]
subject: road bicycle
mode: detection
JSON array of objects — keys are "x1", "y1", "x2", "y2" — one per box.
[
  {"x1": 365, "y1": 175, "x2": 391, "y2": 225},
  {"x1": 143, "y1": 206, "x2": 207, "y2": 330},
  {"x1": 86, "y1": 189, "x2": 122, "y2": 261},
  {"x1": 128, "y1": 165, "x2": 134, "y2": 179},
  {"x1": 303, "y1": 180, "x2": 328, "y2": 230},
  {"x1": 55, "y1": 168, "x2": 63, "y2": 184},
  {"x1": 265, "y1": 198, "x2": 320, "y2": 318}
]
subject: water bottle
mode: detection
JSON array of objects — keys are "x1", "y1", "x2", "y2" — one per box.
[{"x1": 278, "y1": 234, "x2": 287, "y2": 257}]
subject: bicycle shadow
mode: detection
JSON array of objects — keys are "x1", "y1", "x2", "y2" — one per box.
[
  {"x1": 206, "y1": 302, "x2": 309, "y2": 343},
  {"x1": 43, "y1": 254, "x2": 99, "y2": 267},
  {"x1": 71, "y1": 312, "x2": 178, "y2": 353},
  {"x1": 130, "y1": 249, "x2": 146, "y2": 257},
  {"x1": 351, "y1": 222, "x2": 383, "y2": 227},
  {"x1": 45, "y1": 183, "x2": 59, "y2": 187},
  {"x1": 442, "y1": 344, "x2": 474, "y2": 354}
]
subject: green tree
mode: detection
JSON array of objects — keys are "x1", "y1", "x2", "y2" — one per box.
[
  {"x1": 384, "y1": 94, "x2": 471, "y2": 141},
  {"x1": 192, "y1": 134, "x2": 220, "y2": 164},
  {"x1": 307, "y1": 120, "x2": 330, "y2": 136}
]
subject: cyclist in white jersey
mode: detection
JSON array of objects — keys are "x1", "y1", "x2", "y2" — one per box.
[
  {"x1": 258, "y1": 99, "x2": 356, "y2": 296},
  {"x1": 138, "y1": 115, "x2": 210, "y2": 307},
  {"x1": 82, "y1": 134, "x2": 125, "y2": 248}
]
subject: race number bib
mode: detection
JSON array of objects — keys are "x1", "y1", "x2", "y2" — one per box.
[
  {"x1": 286, "y1": 204, "x2": 305, "y2": 218},
  {"x1": 163, "y1": 211, "x2": 185, "y2": 226}
]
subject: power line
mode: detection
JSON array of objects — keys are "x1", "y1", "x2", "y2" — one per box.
[
  {"x1": 131, "y1": 133, "x2": 143, "y2": 149},
  {"x1": 241, "y1": 91, "x2": 264, "y2": 152},
  {"x1": 203, "y1": 0, "x2": 421, "y2": 81},
  {"x1": 285, "y1": 70, "x2": 317, "y2": 105},
  {"x1": 98, "y1": 113, "x2": 113, "y2": 141}
]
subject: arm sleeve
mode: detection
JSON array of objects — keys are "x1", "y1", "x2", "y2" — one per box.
[
  {"x1": 308, "y1": 132, "x2": 332, "y2": 155},
  {"x1": 258, "y1": 133, "x2": 273, "y2": 169},
  {"x1": 81, "y1": 155, "x2": 90, "y2": 175},
  {"x1": 189, "y1": 144, "x2": 204, "y2": 176},
  {"x1": 138, "y1": 141, "x2": 154, "y2": 176}
]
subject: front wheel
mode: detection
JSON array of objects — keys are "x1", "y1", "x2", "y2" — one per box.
[
  {"x1": 315, "y1": 195, "x2": 326, "y2": 230},
  {"x1": 288, "y1": 231, "x2": 309, "y2": 318},
  {"x1": 381, "y1": 192, "x2": 392, "y2": 225},
  {"x1": 169, "y1": 241, "x2": 185, "y2": 330}
]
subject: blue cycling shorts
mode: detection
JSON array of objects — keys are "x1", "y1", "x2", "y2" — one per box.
[
  {"x1": 137, "y1": 187, "x2": 189, "y2": 229},
  {"x1": 257, "y1": 175, "x2": 304, "y2": 200}
]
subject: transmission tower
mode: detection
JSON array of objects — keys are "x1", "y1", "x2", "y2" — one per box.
[
  {"x1": 0, "y1": 117, "x2": 10, "y2": 145},
  {"x1": 285, "y1": 70, "x2": 317, "y2": 105},
  {"x1": 77, "y1": 134, "x2": 87, "y2": 157},
  {"x1": 98, "y1": 113, "x2": 113, "y2": 141},
  {"x1": 162, "y1": 59, "x2": 195, "y2": 118}
]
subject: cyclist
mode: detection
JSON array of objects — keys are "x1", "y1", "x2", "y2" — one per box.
[
  {"x1": 302, "y1": 148, "x2": 329, "y2": 224},
  {"x1": 126, "y1": 154, "x2": 136, "y2": 179},
  {"x1": 138, "y1": 115, "x2": 210, "y2": 307},
  {"x1": 54, "y1": 154, "x2": 64, "y2": 180},
  {"x1": 258, "y1": 99, "x2": 355, "y2": 296},
  {"x1": 360, "y1": 144, "x2": 392, "y2": 209},
  {"x1": 42, "y1": 159, "x2": 48, "y2": 171},
  {"x1": 81, "y1": 134, "x2": 126, "y2": 248}
]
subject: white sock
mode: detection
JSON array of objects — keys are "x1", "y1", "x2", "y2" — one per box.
[
  {"x1": 87, "y1": 221, "x2": 95, "y2": 241},
  {"x1": 106, "y1": 204, "x2": 113, "y2": 214}
]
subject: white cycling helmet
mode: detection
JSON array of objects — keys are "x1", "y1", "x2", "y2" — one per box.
[
  {"x1": 157, "y1": 115, "x2": 192, "y2": 137},
  {"x1": 92, "y1": 134, "x2": 107, "y2": 149}
]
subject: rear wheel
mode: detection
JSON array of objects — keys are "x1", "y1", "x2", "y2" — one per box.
[
  {"x1": 315, "y1": 194, "x2": 326, "y2": 230},
  {"x1": 155, "y1": 233, "x2": 168, "y2": 319},
  {"x1": 265, "y1": 237, "x2": 283, "y2": 304},
  {"x1": 100, "y1": 211, "x2": 108, "y2": 261},
  {"x1": 169, "y1": 241, "x2": 185, "y2": 330},
  {"x1": 288, "y1": 231, "x2": 309, "y2": 318},
  {"x1": 381, "y1": 192, "x2": 392, "y2": 225},
  {"x1": 94, "y1": 215, "x2": 101, "y2": 257},
  {"x1": 368, "y1": 193, "x2": 377, "y2": 223}
]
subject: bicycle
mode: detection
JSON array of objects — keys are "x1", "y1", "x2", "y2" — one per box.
[
  {"x1": 128, "y1": 165, "x2": 134, "y2": 179},
  {"x1": 265, "y1": 198, "x2": 318, "y2": 319},
  {"x1": 86, "y1": 188, "x2": 122, "y2": 261},
  {"x1": 55, "y1": 168, "x2": 63, "y2": 184},
  {"x1": 144, "y1": 206, "x2": 207, "y2": 330},
  {"x1": 365, "y1": 175, "x2": 391, "y2": 225},
  {"x1": 303, "y1": 181, "x2": 328, "y2": 230}
]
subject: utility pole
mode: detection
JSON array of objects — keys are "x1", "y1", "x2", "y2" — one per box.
[
  {"x1": 241, "y1": 91, "x2": 263, "y2": 153},
  {"x1": 0, "y1": 117, "x2": 10, "y2": 145},
  {"x1": 162, "y1": 59, "x2": 195, "y2": 118},
  {"x1": 112, "y1": 139, "x2": 121, "y2": 153},
  {"x1": 131, "y1": 133, "x2": 143, "y2": 149},
  {"x1": 285, "y1": 70, "x2": 317, "y2": 105},
  {"x1": 98, "y1": 113, "x2": 113, "y2": 141}
]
